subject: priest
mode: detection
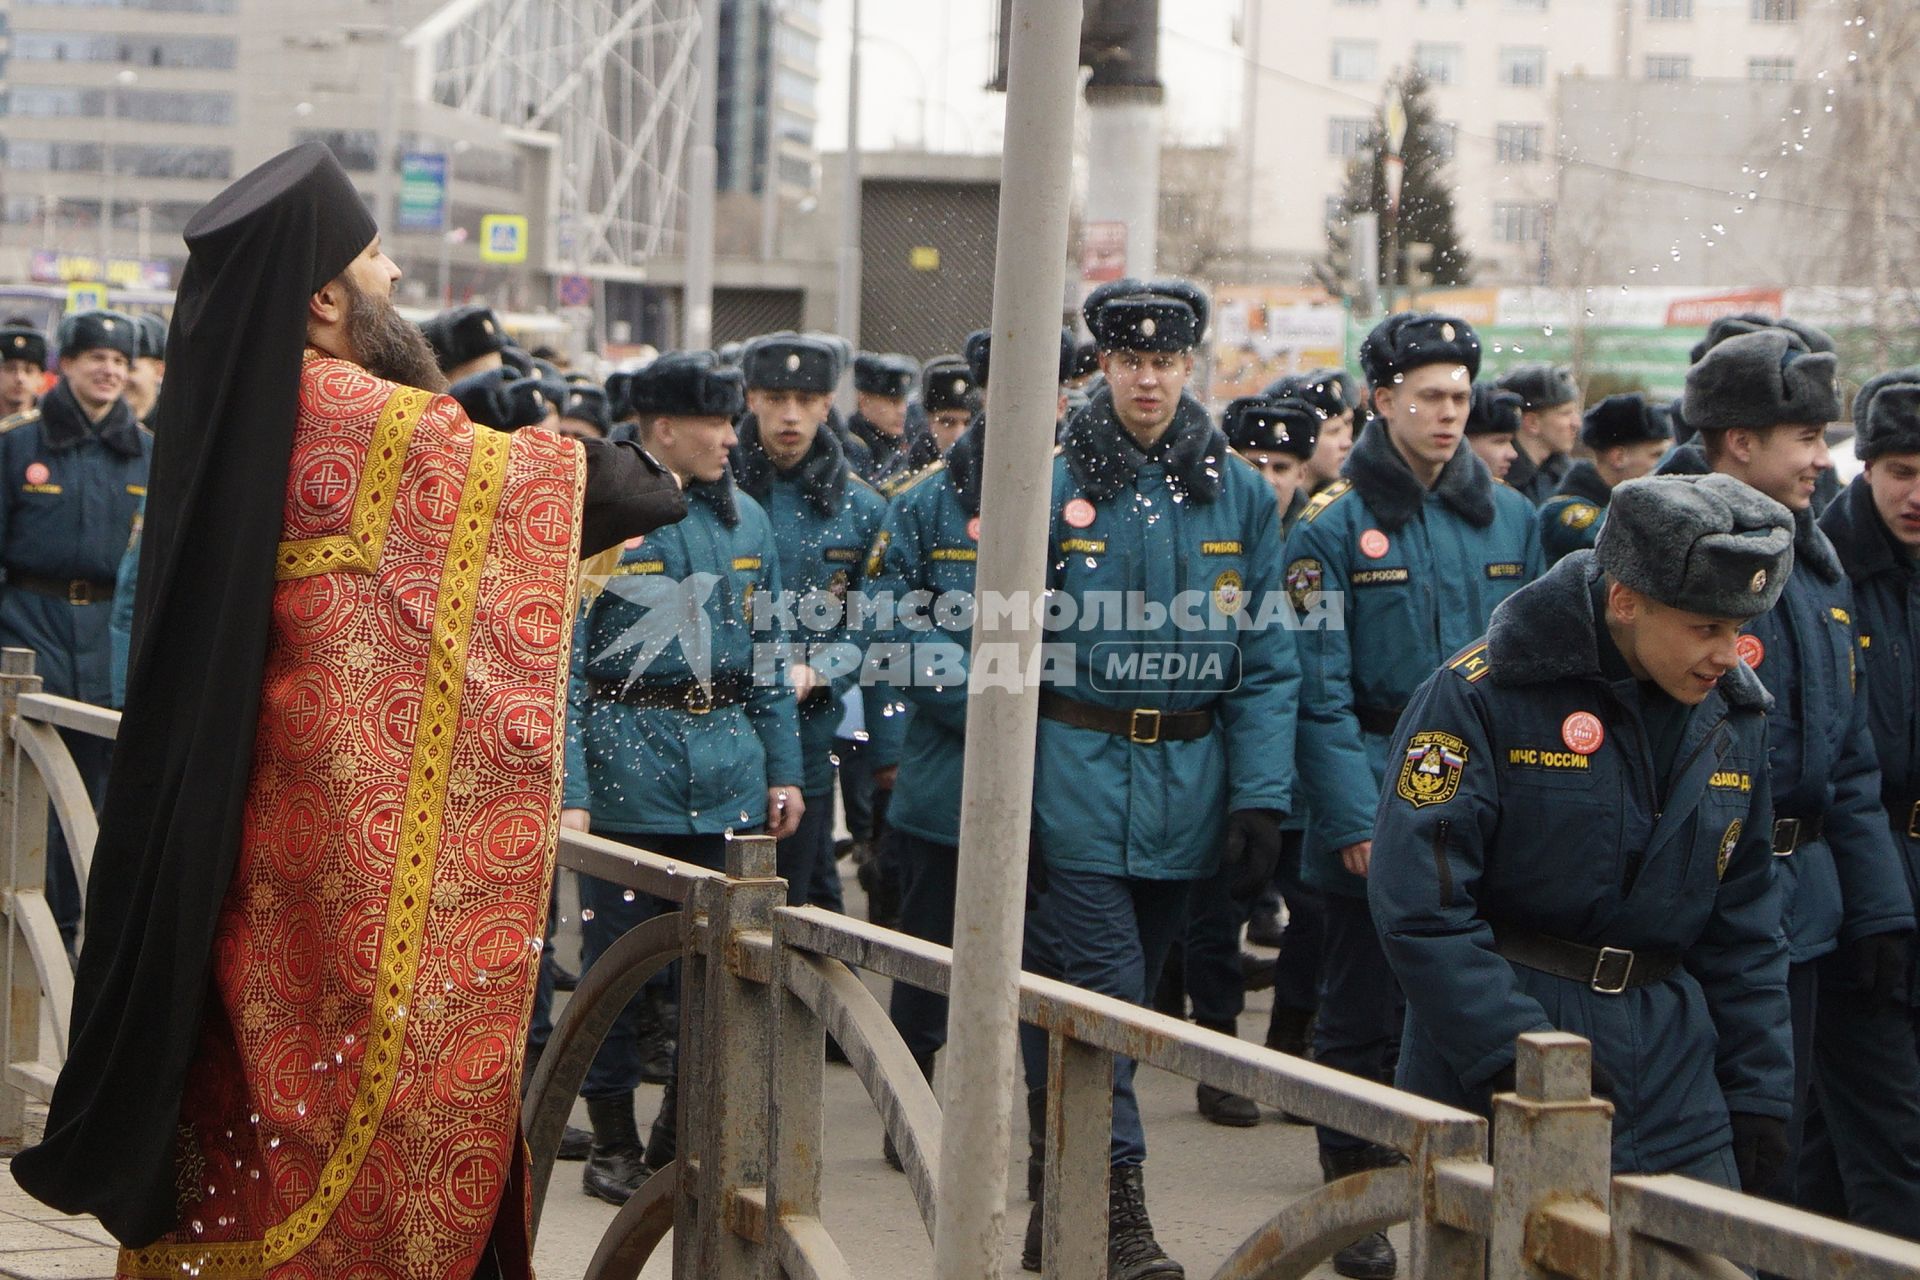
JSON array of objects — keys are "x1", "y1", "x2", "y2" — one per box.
[{"x1": 12, "y1": 143, "x2": 686, "y2": 1279}]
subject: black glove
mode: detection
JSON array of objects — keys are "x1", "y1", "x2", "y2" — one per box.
[
  {"x1": 449, "y1": 368, "x2": 552, "y2": 431},
  {"x1": 1730, "y1": 1113, "x2": 1790, "y2": 1193},
  {"x1": 1842, "y1": 930, "x2": 1913, "y2": 1007},
  {"x1": 1223, "y1": 809, "x2": 1284, "y2": 901}
]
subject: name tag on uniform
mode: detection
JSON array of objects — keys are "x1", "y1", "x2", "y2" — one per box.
[
  {"x1": 1709, "y1": 770, "x2": 1752, "y2": 793},
  {"x1": 732, "y1": 556, "x2": 762, "y2": 571},
  {"x1": 1485, "y1": 562, "x2": 1525, "y2": 579},
  {"x1": 823, "y1": 546, "x2": 862, "y2": 564},
  {"x1": 1199, "y1": 540, "x2": 1242, "y2": 556},
  {"x1": 616, "y1": 560, "x2": 667, "y2": 575},
  {"x1": 931, "y1": 547, "x2": 977, "y2": 562},
  {"x1": 126, "y1": 484, "x2": 147, "y2": 497},
  {"x1": 20, "y1": 483, "x2": 61, "y2": 495},
  {"x1": 1508, "y1": 748, "x2": 1591, "y2": 771},
  {"x1": 1060, "y1": 538, "x2": 1106, "y2": 554},
  {"x1": 1350, "y1": 568, "x2": 1409, "y2": 587}
]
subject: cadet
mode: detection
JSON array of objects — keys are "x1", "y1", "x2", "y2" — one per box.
[
  {"x1": 0, "y1": 310, "x2": 150, "y2": 949},
  {"x1": 1287, "y1": 312, "x2": 1540, "y2": 1280},
  {"x1": 1269, "y1": 367, "x2": 1358, "y2": 499},
  {"x1": 734, "y1": 334, "x2": 888, "y2": 909},
  {"x1": 419, "y1": 303, "x2": 509, "y2": 383},
  {"x1": 799, "y1": 331, "x2": 874, "y2": 477},
  {"x1": 846, "y1": 352, "x2": 920, "y2": 485},
  {"x1": 1463, "y1": 383, "x2": 1523, "y2": 483},
  {"x1": 966, "y1": 326, "x2": 1073, "y2": 438},
  {"x1": 126, "y1": 314, "x2": 166, "y2": 425},
  {"x1": 562, "y1": 351, "x2": 804, "y2": 1203},
  {"x1": 1371, "y1": 474, "x2": 1795, "y2": 1187},
  {"x1": 1167, "y1": 392, "x2": 1325, "y2": 1130},
  {"x1": 920, "y1": 356, "x2": 980, "y2": 459},
  {"x1": 0, "y1": 320, "x2": 46, "y2": 420},
  {"x1": 1676, "y1": 331, "x2": 1918, "y2": 1212},
  {"x1": 1809, "y1": 373, "x2": 1920, "y2": 1235},
  {"x1": 555, "y1": 383, "x2": 612, "y2": 441},
  {"x1": 1538, "y1": 395, "x2": 1673, "y2": 568},
  {"x1": 1020, "y1": 278, "x2": 1298, "y2": 1280},
  {"x1": 1680, "y1": 315, "x2": 1845, "y2": 514},
  {"x1": 1496, "y1": 363, "x2": 1579, "y2": 505}
]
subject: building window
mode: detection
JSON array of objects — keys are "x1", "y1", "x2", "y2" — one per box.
[
  {"x1": 1496, "y1": 122, "x2": 1545, "y2": 163},
  {"x1": 1508, "y1": 0, "x2": 1548, "y2": 8},
  {"x1": 1748, "y1": 56, "x2": 1794, "y2": 80},
  {"x1": 1645, "y1": 54, "x2": 1692, "y2": 80},
  {"x1": 16, "y1": 0, "x2": 235, "y2": 9},
  {"x1": 10, "y1": 32, "x2": 237, "y2": 68},
  {"x1": 295, "y1": 129, "x2": 380, "y2": 172},
  {"x1": 112, "y1": 145, "x2": 232, "y2": 180},
  {"x1": 1499, "y1": 46, "x2": 1546, "y2": 87},
  {"x1": 1426, "y1": 121, "x2": 1458, "y2": 161},
  {"x1": 1494, "y1": 202, "x2": 1550, "y2": 242},
  {"x1": 1648, "y1": 0, "x2": 1693, "y2": 16},
  {"x1": 1414, "y1": 43, "x2": 1462, "y2": 86},
  {"x1": 1331, "y1": 40, "x2": 1378, "y2": 83},
  {"x1": 1751, "y1": 0, "x2": 1798, "y2": 20},
  {"x1": 1328, "y1": 116, "x2": 1372, "y2": 158},
  {"x1": 0, "y1": 139, "x2": 106, "y2": 172}
]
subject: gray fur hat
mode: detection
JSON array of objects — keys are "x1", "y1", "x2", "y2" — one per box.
[
  {"x1": 1496, "y1": 362, "x2": 1578, "y2": 411},
  {"x1": 1856, "y1": 379, "x2": 1920, "y2": 461},
  {"x1": 1682, "y1": 329, "x2": 1840, "y2": 432},
  {"x1": 1596, "y1": 473, "x2": 1794, "y2": 618},
  {"x1": 1851, "y1": 367, "x2": 1920, "y2": 433}
]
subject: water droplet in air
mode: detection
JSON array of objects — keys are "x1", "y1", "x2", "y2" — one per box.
[{"x1": 581, "y1": 908, "x2": 596, "y2": 921}]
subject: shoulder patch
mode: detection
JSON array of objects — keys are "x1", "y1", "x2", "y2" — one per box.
[
  {"x1": 883, "y1": 459, "x2": 946, "y2": 498},
  {"x1": 1446, "y1": 642, "x2": 1493, "y2": 683},
  {"x1": 1299, "y1": 479, "x2": 1353, "y2": 525},
  {"x1": 1559, "y1": 501, "x2": 1600, "y2": 530},
  {"x1": 847, "y1": 472, "x2": 881, "y2": 496},
  {"x1": 0, "y1": 409, "x2": 42, "y2": 435}
]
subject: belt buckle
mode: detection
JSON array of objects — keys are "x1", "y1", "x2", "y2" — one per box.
[
  {"x1": 1129, "y1": 708, "x2": 1161, "y2": 745},
  {"x1": 685, "y1": 683, "x2": 713, "y2": 715},
  {"x1": 1772, "y1": 818, "x2": 1801, "y2": 857},
  {"x1": 67, "y1": 580, "x2": 90, "y2": 606},
  {"x1": 1908, "y1": 802, "x2": 1920, "y2": 842},
  {"x1": 1591, "y1": 946, "x2": 1635, "y2": 994}
]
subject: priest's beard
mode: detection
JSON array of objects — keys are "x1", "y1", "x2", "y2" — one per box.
[{"x1": 342, "y1": 279, "x2": 448, "y2": 393}]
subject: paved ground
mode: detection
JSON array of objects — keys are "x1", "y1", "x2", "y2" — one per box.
[{"x1": 0, "y1": 864, "x2": 1386, "y2": 1279}]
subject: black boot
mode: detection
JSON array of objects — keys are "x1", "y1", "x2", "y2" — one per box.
[
  {"x1": 1026, "y1": 1086, "x2": 1047, "y2": 1201},
  {"x1": 883, "y1": 1051, "x2": 935, "y2": 1171},
  {"x1": 557, "y1": 1124, "x2": 593, "y2": 1161},
  {"x1": 1320, "y1": 1147, "x2": 1400, "y2": 1279},
  {"x1": 644, "y1": 1074, "x2": 678, "y2": 1172},
  {"x1": 1194, "y1": 1022, "x2": 1260, "y2": 1127},
  {"x1": 1246, "y1": 894, "x2": 1285, "y2": 948},
  {"x1": 581, "y1": 1095, "x2": 649, "y2": 1204},
  {"x1": 550, "y1": 958, "x2": 579, "y2": 992},
  {"x1": 1021, "y1": 1197, "x2": 1045, "y2": 1272},
  {"x1": 635, "y1": 990, "x2": 676, "y2": 1085},
  {"x1": 1106, "y1": 1165, "x2": 1183, "y2": 1280}
]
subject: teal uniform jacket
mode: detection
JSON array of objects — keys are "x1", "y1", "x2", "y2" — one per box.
[
  {"x1": 1536, "y1": 460, "x2": 1612, "y2": 568},
  {"x1": 1823, "y1": 474, "x2": 1920, "y2": 997},
  {"x1": 734, "y1": 418, "x2": 888, "y2": 798},
  {"x1": 1033, "y1": 389, "x2": 1299, "y2": 881},
  {"x1": 108, "y1": 494, "x2": 143, "y2": 707},
  {"x1": 867, "y1": 429, "x2": 985, "y2": 848},
  {"x1": 1288, "y1": 421, "x2": 1543, "y2": 900},
  {"x1": 564, "y1": 475, "x2": 803, "y2": 834},
  {"x1": 1370, "y1": 552, "x2": 1791, "y2": 1174},
  {"x1": 0, "y1": 382, "x2": 151, "y2": 705}
]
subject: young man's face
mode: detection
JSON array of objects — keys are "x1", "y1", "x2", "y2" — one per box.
[
  {"x1": 59, "y1": 348, "x2": 129, "y2": 416},
  {"x1": 554, "y1": 415, "x2": 606, "y2": 442},
  {"x1": 125, "y1": 356, "x2": 163, "y2": 414},
  {"x1": 1373, "y1": 363, "x2": 1470, "y2": 475},
  {"x1": 929, "y1": 408, "x2": 971, "y2": 453},
  {"x1": 1866, "y1": 453, "x2": 1920, "y2": 552},
  {"x1": 1724, "y1": 422, "x2": 1830, "y2": 511},
  {"x1": 1608, "y1": 581, "x2": 1748, "y2": 706},
  {"x1": 1525, "y1": 401, "x2": 1581, "y2": 455},
  {"x1": 747, "y1": 387, "x2": 831, "y2": 467},
  {"x1": 650, "y1": 414, "x2": 739, "y2": 484},
  {"x1": 1307, "y1": 410, "x2": 1354, "y2": 488},
  {"x1": 1246, "y1": 450, "x2": 1305, "y2": 511},
  {"x1": 1468, "y1": 432, "x2": 1517, "y2": 482},
  {"x1": 856, "y1": 391, "x2": 907, "y2": 437},
  {"x1": 0, "y1": 359, "x2": 42, "y2": 413},
  {"x1": 1100, "y1": 349, "x2": 1193, "y2": 437},
  {"x1": 1602, "y1": 440, "x2": 1670, "y2": 486}
]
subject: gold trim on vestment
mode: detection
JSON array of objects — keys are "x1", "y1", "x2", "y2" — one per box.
[
  {"x1": 122, "y1": 424, "x2": 512, "y2": 1279},
  {"x1": 274, "y1": 387, "x2": 427, "y2": 580}
]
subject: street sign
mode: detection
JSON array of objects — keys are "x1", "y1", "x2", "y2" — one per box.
[
  {"x1": 65, "y1": 282, "x2": 108, "y2": 314},
  {"x1": 397, "y1": 152, "x2": 448, "y2": 233},
  {"x1": 480, "y1": 214, "x2": 529, "y2": 264},
  {"x1": 557, "y1": 274, "x2": 592, "y2": 307}
]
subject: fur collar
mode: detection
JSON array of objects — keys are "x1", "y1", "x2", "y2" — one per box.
[
  {"x1": 39, "y1": 379, "x2": 144, "y2": 457},
  {"x1": 1060, "y1": 388, "x2": 1228, "y2": 503},
  {"x1": 732, "y1": 414, "x2": 848, "y2": 517},
  {"x1": 946, "y1": 418, "x2": 988, "y2": 516},
  {"x1": 1655, "y1": 442, "x2": 1711, "y2": 477},
  {"x1": 847, "y1": 411, "x2": 908, "y2": 466},
  {"x1": 1821, "y1": 474, "x2": 1911, "y2": 584},
  {"x1": 1486, "y1": 551, "x2": 1770, "y2": 711},
  {"x1": 1791, "y1": 504, "x2": 1842, "y2": 585},
  {"x1": 690, "y1": 472, "x2": 740, "y2": 527},
  {"x1": 1342, "y1": 419, "x2": 1495, "y2": 532},
  {"x1": 1554, "y1": 459, "x2": 1613, "y2": 506}
]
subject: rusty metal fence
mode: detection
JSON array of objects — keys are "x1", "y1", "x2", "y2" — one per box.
[{"x1": 3, "y1": 645, "x2": 1920, "y2": 1279}]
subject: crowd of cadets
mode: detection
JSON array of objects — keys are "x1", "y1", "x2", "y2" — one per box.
[{"x1": 3, "y1": 285, "x2": 1918, "y2": 1279}]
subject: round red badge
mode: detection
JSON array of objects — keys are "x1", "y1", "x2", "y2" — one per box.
[
  {"x1": 1064, "y1": 498, "x2": 1096, "y2": 529},
  {"x1": 1736, "y1": 633, "x2": 1765, "y2": 669},
  {"x1": 967, "y1": 516, "x2": 981, "y2": 542},
  {"x1": 24, "y1": 463, "x2": 49, "y2": 486},
  {"x1": 1359, "y1": 529, "x2": 1389, "y2": 559},
  {"x1": 1562, "y1": 711, "x2": 1605, "y2": 756}
]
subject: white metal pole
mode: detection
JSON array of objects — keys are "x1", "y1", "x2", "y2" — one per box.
[
  {"x1": 685, "y1": 0, "x2": 722, "y2": 350},
  {"x1": 932, "y1": 2, "x2": 1081, "y2": 1277},
  {"x1": 834, "y1": 0, "x2": 862, "y2": 347}
]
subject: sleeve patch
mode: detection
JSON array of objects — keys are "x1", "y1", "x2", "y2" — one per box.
[
  {"x1": 1397, "y1": 731, "x2": 1469, "y2": 808},
  {"x1": 1560, "y1": 501, "x2": 1600, "y2": 530},
  {"x1": 1285, "y1": 557, "x2": 1324, "y2": 612}
]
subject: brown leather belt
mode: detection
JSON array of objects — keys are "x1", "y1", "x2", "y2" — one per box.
[
  {"x1": 1037, "y1": 689, "x2": 1212, "y2": 745},
  {"x1": 1355, "y1": 705, "x2": 1404, "y2": 737},
  {"x1": 1772, "y1": 814, "x2": 1824, "y2": 857},
  {"x1": 7, "y1": 572, "x2": 115, "y2": 606},
  {"x1": 589, "y1": 674, "x2": 750, "y2": 714},
  {"x1": 1493, "y1": 927, "x2": 1681, "y2": 995}
]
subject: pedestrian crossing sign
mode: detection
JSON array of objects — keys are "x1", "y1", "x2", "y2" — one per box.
[
  {"x1": 480, "y1": 215, "x2": 529, "y2": 264},
  {"x1": 65, "y1": 282, "x2": 109, "y2": 314}
]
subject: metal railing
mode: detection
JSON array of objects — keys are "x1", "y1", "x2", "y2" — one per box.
[{"x1": 3, "y1": 645, "x2": 1920, "y2": 1279}]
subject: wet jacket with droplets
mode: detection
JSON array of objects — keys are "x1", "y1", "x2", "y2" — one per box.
[
  {"x1": 1033, "y1": 390, "x2": 1299, "y2": 880},
  {"x1": 563, "y1": 476, "x2": 804, "y2": 834}
]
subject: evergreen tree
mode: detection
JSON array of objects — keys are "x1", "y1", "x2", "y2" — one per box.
[{"x1": 1321, "y1": 69, "x2": 1473, "y2": 295}]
